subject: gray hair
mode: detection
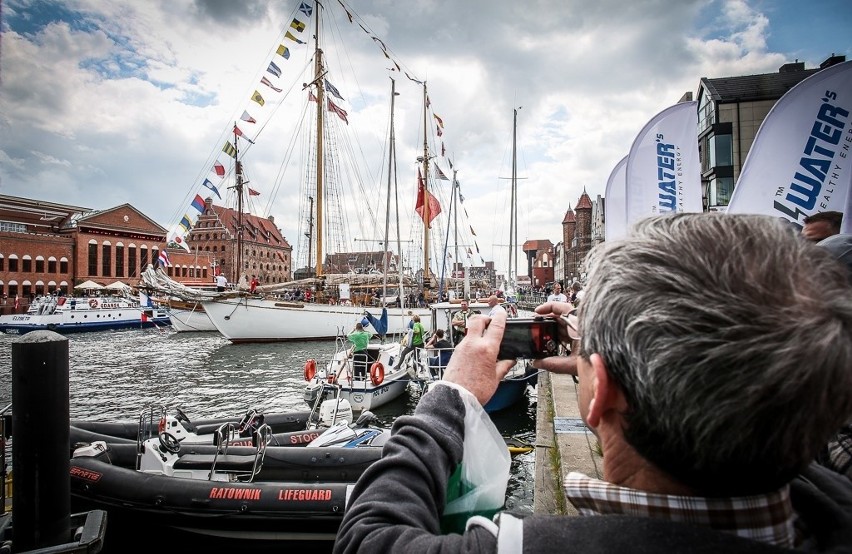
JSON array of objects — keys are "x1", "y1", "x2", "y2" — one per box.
[{"x1": 579, "y1": 213, "x2": 852, "y2": 494}]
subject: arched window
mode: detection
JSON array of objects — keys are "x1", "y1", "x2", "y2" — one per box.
[{"x1": 87, "y1": 241, "x2": 97, "y2": 275}]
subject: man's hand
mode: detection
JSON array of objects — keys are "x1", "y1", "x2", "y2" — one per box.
[
  {"x1": 530, "y1": 301, "x2": 580, "y2": 376},
  {"x1": 443, "y1": 308, "x2": 516, "y2": 405}
]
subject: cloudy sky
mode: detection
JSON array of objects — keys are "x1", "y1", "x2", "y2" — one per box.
[{"x1": 1, "y1": 0, "x2": 850, "y2": 276}]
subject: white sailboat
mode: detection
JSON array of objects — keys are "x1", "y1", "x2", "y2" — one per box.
[{"x1": 201, "y1": 5, "x2": 437, "y2": 343}]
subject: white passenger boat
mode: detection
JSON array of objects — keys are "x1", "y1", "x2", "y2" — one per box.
[{"x1": 0, "y1": 295, "x2": 170, "y2": 334}]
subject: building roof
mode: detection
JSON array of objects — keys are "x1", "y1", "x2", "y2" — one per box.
[
  {"x1": 562, "y1": 207, "x2": 575, "y2": 224},
  {"x1": 208, "y1": 202, "x2": 290, "y2": 249},
  {"x1": 522, "y1": 239, "x2": 553, "y2": 252},
  {"x1": 700, "y1": 60, "x2": 833, "y2": 103},
  {"x1": 575, "y1": 190, "x2": 593, "y2": 210}
]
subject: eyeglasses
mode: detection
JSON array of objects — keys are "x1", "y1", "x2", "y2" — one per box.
[{"x1": 563, "y1": 309, "x2": 581, "y2": 342}]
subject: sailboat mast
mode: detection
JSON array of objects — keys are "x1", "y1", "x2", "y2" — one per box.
[
  {"x1": 421, "y1": 82, "x2": 430, "y2": 285},
  {"x1": 235, "y1": 125, "x2": 244, "y2": 285},
  {"x1": 453, "y1": 171, "x2": 459, "y2": 275},
  {"x1": 381, "y1": 78, "x2": 397, "y2": 300},
  {"x1": 509, "y1": 109, "x2": 517, "y2": 289},
  {"x1": 306, "y1": 196, "x2": 314, "y2": 276},
  {"x1": 314, "y1": 6, "x2": 325, "y2": 277}
]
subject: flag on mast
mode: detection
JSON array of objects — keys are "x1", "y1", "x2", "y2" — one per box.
[{"x1": 415, "y1": 167, "x2": 442, "y2": 227}]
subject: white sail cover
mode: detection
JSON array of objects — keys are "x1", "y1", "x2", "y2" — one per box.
[
  {"x1": 727, "y1": 60, "x2": 852, "y2": 231},
  {"x1": 604, "y1": 156, "x2": 628, "y2": 241},
  {"x1": 625, "y1": 101, "x2": 702, "y2": 228}
]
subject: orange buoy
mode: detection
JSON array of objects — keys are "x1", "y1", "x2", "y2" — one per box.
[
  {"x1": 304, "y1": 359, "x2": 317, "y2": 381},
  {"x1": 369, "y1": 362, "x2": 385, "y2": 386}
]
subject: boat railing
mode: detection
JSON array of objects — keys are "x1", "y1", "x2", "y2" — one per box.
[
  {"x1": 414, "y1": 347, "x2": 454, "y2": 382},
  {"x1": 135, "y1": 406, "x2": 166, "y2": 469},
  {"x1": 208, "y1": 421, "x2": 270, "y2": 482}
]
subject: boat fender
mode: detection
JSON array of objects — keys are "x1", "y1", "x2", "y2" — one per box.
[
  {"x1": 369, "y1": 362, "x2": 384, "y2": 386},
  {"x1": 304, "y1": 359, "x2": 317, "y2": 381},
  {"x1": 88, "y1": 298, "x2": 98, "y2": 308}
]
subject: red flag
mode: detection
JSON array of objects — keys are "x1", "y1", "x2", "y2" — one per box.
[
  {"x1": 233, "y1": 125, "x2": 255, "y2": 144},
  {"x1": 308, "y1": 91, "x2": 318, "y2": 103},
  {"x1": 327, "y1": 98, "x2": 349, "y2": 124},
  {"x1": 248, "y1": 188, "x2": 261, "y2": 196},
  {"x1": 414, "y1": 167, "x2": 441, "y2": 228},
  {"x1": 213, "y1": 161, "x2": 225, "y2": 177}
]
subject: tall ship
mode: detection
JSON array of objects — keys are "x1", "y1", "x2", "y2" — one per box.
[{"x1": 193, "y1": 3, "x2": 460, "y2": 342}]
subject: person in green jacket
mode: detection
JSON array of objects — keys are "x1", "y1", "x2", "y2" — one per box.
[
  {"x1": 394, "y1": 314, "x2": 423, "y2": 369},
  {"x1": 348, "y1": 322, "x2": 372, "y2": 378}
]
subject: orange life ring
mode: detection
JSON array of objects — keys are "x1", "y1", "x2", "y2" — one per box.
[
  {"x1": 369, "y1": 362, "x2": 385, "y2": 386},
  {"x1": 88, "y1": 298, "x2": 98, "y2": 308},
  {"x1": 304, "y1": 359, "x2": 317, "y2": 381}
]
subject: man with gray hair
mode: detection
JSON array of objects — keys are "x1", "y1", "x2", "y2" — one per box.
[{"x1": 335, "y1": 214, "x2": 852, "y2": 553}]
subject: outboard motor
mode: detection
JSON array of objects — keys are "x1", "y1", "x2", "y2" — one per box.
[{"x1": 353, "y1": 410, "x2": 377, "y2": 428}]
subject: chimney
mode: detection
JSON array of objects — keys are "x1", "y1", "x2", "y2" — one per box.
[
  {"x1": 267, "y1": 215, "x2": 275, "y2": 224},
  {"x1": 778, "y1": 61, "x2": 805, "y2": 73},
  {"x1": 820, "y1": 54, "x2": 846, "y2": 69}
]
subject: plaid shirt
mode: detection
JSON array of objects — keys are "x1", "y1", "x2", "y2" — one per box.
[{"x1": 565, "y1": 472, "x2": 797, "y2": 548}]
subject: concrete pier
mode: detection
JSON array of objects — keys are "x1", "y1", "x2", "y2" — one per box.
[{"x1": 534, "y1": 371, "x2": 602, "y2": 515}]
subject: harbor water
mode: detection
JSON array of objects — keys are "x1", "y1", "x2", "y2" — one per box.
[{"x1": 0, "y1": 327, "x2": 536, "y2": 551}]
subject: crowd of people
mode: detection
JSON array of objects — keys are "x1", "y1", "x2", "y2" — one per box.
[{"x1": 331, "y1": 212, "x2": 852, "y2": 553}]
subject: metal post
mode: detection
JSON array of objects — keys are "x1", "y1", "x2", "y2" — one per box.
[{"x1": 12, "y1": 330, "x2": 71, "y2": 550}]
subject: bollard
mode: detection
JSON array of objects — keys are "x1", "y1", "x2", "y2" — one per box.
[{"x1": 12, "y1": 330, "x2": 71, "y2": 551}]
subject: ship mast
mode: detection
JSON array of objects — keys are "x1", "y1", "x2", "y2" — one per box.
[
  {"x1": 420, "y1": 82, "x2": 430, "y2": 286},
  {"x1": 509, "y1": 107, "x2": 519, "y2": 290},
  {"x1": 234, "y1": 125, "x2": 244, "y2": 285},
  {"x1": 314, "y1": 4, "x2": 325, "y2": 277},
  {"x1": 381, "y1": 78, "x2": 397, "y2": 302}
]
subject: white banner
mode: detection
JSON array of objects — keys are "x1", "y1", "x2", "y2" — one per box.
[
  {"x1": 625, "y1": 101, "x2": 702, "y2": 228},
  {"x1": 727, "y1": 61, "x2": 852, "y2": 231},
  {"x1": 604, "y1": 156, "x2": 628, "y2": 241}
]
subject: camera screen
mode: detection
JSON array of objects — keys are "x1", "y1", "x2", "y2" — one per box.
[{"x1": 497, "y1": 319, "x2": 559, "y2": 360}]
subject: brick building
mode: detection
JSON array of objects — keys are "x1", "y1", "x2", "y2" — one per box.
[
  {"x1": 173, "y1": 197, "x2": 292, "y2": 285},
  {"x1": 521, "y1": 239, "x2": 554, "y2": 288},
  {"x1": 0, "y1": 194, "x2": 292, "y2": 312},
  {"x1": 0, "y1": 194, "x2": 167, "y2": 311},
  {"x1": 562, "y1": 190, "x2": 594, "y2": 282}
]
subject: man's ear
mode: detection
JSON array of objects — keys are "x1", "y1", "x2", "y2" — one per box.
[{"x1": 585, "y1": 353, "x2": 624, "y2": 428}]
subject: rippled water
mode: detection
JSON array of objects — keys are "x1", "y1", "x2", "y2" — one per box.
[{"x1": 0, "y1": 327, "x2": 536, "y2": 531}]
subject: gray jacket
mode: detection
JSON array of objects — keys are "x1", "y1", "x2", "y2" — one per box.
[{"x1": 334, "y1": 385, "x2": 852, "y2": 553}]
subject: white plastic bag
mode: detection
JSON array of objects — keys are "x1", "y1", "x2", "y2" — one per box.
[{"x1": 441, "y1": 389, "x2": 511, "y2": 534}]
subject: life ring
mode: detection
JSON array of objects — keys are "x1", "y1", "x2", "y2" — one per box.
[
  {"x1": 304, "y1": 359, "x2": 317, "y2": 381},
  {"x1": 369, "y1": 362, "x2": 385, "y2": 386},
  {"x1": 88, "y1": 298, "x2": 98, "y2": 308}
]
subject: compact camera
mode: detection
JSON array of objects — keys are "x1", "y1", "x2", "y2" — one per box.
[{"x1": 497, "y1": 317, "x2": 560, "y2": 360}]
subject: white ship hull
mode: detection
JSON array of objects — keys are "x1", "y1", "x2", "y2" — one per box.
[
  {"x1": 303, "y1": 342, "x2": 410, "y2": 412},
  {"x1": 168, "y1": 307, "x2": 217, "y2": 332},
  {"x1": 201, "y1": 297, "x2": 431, "y2": 343}
]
